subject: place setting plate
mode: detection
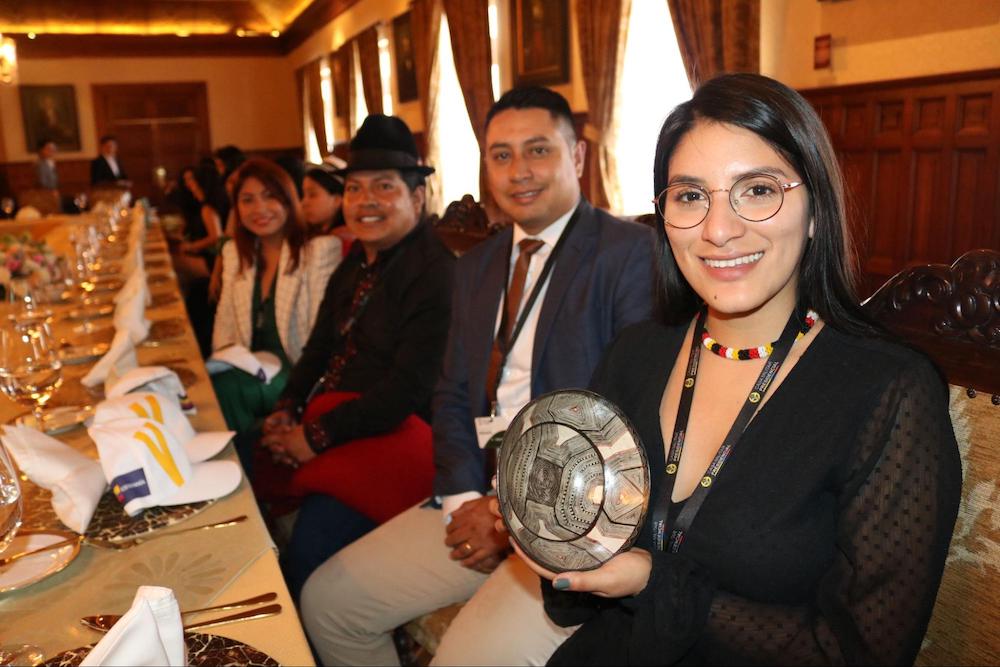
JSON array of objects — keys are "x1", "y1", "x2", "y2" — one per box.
[
  {"x1": 58, "y1": 342, "x2": 110, "y2": 365},
  {"x1": 41, "y1": 633, "x2": 280, "y2": 666},
  {"x1": 147, "y1": 273, "x2": 175, "y2": 286},
  {"x1": 20, "y1": 483, "x2": 214, "y2": 544},
  {"x1": 0, "y1": 530, "x2": 82, "y2": 593},
  {"x1": 13, "y1": 405, "x2": 94, "y2": 436},
  {"x1": 63, "y1": 304, "x2": 114, "y2": 321},
  {"x1": 149, "y1": 290, "x2": 180, "y2": 308},
  {"x1": 145, "y1": 318, "x2": 187, "y2": 343}
]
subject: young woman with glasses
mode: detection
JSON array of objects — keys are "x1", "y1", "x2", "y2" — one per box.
[{"x1": 503, "y1": 73, "x2": 962, "y2": 665}]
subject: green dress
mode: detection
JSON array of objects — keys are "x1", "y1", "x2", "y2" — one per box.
[{"x1": 212, "y1": 270, "x2": 292, "y2": 434}]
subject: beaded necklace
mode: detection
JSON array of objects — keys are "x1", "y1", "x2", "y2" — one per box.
[{"x1": 701, "y1": 309, "x2": 818, "y2": 360}]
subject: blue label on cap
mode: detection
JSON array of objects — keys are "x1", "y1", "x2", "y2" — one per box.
[{"x1": 111, "y1": 468, "x2": 150, "y2": 505}]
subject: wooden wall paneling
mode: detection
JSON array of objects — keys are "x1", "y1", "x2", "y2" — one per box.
[
  {"x1": 92, "y1": 82, "x2": 210, "y2": 205},
  {"x1": 800, "y1": 69, "x2": 1000, "y2": 296}
]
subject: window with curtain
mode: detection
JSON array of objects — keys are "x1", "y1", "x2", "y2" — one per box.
[
  {"x1": 430, "y1": 12, "x2": 480, "y2": 208},
  {"x1": 303, "y1": 71, "x2": 323, "y2": 164},
  {"x1": 615, "y1": 0, "x2": 690, "y2": 216},
  {"x1": 351, "y1": 40, "x2": 369, "y2": 135},
  {"x1": 377, "y1": 23, "x2": 394, "y2": 116}
]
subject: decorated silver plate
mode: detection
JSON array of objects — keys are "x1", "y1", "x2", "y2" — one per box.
[
  {"x1": 58, "y1": 343, "x2": 109, "y2": 365},
  {"x1": 41, "y1": 632, "x2": 279, "y2": 666},
  {"x1": 497, "y1": 390, "x2": 650, "y2": 573}
]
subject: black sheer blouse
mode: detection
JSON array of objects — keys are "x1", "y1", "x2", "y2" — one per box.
[{"x1": 543, "y1": 321, "x2": 962, "y2": 666}]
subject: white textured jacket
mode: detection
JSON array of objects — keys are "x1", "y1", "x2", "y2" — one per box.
[{"x1": 212, "y1": 235, "x2": 341, "y2": 363}]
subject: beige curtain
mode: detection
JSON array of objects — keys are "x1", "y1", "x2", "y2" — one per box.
[
  {"x1": 357, "y1": 26, "x2": 384, "y2": 115},
  {"x1": 411, "y1": 0, "x2": 444, "y2": 213},
  {"x1": 577, "y1": 0, "x2": 630, "y2": 211},
  {"x1": 305, "y1": 58, "x2": 330, "y2": 157},
  {"x1": 667, "y1": 0, "x2": 760, "y2": 88},
  {"x1": 441, "y1": 0, "x2": 493, "y2": 208}
]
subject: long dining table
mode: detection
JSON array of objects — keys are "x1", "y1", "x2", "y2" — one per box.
[{"x1": 0, "y1": 213, "x2": 314, "y2": 665}]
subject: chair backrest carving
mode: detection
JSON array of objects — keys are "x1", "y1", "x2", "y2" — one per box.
[
  {"x1": 863, "y1": 248, "x2": 999, "y2": 666},
  {"x1": 15, "y1": 188, "x2": 61, "y2": 216},
  {"x1": 433, "y1": 194, "x2": 508, "y2": 256}
]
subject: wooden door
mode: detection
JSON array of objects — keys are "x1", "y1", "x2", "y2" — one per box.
[{"x1": 92, "y1": 83, "x2": 211, "y2": 206}]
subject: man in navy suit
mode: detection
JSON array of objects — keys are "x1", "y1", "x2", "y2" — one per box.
[
  {"x1": 300, "y1": 86, "x2": 656, "y2": 666},
  {"x1": 90, "y1": 134, "x2": 129, "y2": 186}
]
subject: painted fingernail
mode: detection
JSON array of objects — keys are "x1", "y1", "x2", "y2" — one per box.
[{"x1": 553, "y1": 578, "x2": 570, "y2": 590}]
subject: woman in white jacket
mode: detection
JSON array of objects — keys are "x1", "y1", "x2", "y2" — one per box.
[{"x1": 212, "y1": 158, "x2": 341, "y2": 436}]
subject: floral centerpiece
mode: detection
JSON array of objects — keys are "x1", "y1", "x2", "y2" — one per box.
[{"x1": 0, "y1": 233, "x2": 68, "y2": 291}]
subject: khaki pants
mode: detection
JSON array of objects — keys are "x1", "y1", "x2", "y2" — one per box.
[{"x1": 300, "y1": 501, "x2": 577, "y2": 666}]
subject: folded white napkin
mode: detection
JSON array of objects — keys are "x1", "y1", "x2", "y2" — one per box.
[
  {"x1": 206, "y1": 345, "x2": 282, "y2": 384},
  {"x1": 113, "y1": 288, "x2": 150, "y2": 345},
  {"x1": 121, "y1": 244, "x2": 144, "y2": 282},
  {"x1": 81, "y1": 586, "x2": 186, "y2": 666},
  {"x1": 105, "y1": 366, "x2": 195, "y2": 413},
  {"x1": 114, "y1": 267, "x2": 149, "y2": 306},
  {"x1": 1, "y1": 425, "x2": 106, "y2": 533},
  {"x1": 82, "y1": 329, "x2": 138, "y2": 388}
]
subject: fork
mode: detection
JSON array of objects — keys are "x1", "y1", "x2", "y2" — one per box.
[{"x1": 84, "y1": 515, "x2": 248, "y2": 550}]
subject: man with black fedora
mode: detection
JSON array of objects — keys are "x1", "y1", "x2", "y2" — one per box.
[{"x1": 258, "y1": 114, "x2": 455, "y2": 597}]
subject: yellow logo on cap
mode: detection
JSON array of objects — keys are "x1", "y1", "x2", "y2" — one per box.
[
  {"x1": 133, "y1": 421, "x2": 184, "y2": 486},
  {"x1": 129, "y1": 395, "x2": 164, "y2": 423}
]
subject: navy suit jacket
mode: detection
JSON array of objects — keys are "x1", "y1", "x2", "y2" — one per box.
[{"x1": 432, "y1": 199, "x2": 657, "y2": 496}]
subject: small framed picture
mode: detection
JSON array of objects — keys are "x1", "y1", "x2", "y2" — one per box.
[
  {"x1": 814, "y1": 34, "x2": 832, "y2": 70},
  {"x1": 393, "y1": 12, "x2": 419, "y2": 103},
  {"x1": 19, "y1": 84, "x2": 82, "y2": 152},
  {"x1": 511, "y1": 0, "x2": 570, "y2": 86}
]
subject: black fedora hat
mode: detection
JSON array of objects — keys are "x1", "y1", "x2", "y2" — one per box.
[{"x1": 335, "y1": 114, "x2": 435, "y2": 177}]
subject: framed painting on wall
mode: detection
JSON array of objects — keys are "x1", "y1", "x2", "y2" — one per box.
[
  {"x1": 512, "y1": 0, "x2": 570, "y2": 86},
  {"x1": 19, "y1": 84, "x2": 81, "y2": 152},
  {"x1": 393, "y1": 11, "x2": 419, "y2": 103}
]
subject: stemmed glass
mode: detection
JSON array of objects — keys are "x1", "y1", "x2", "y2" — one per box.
[
  {"x1": 0, "y1": 441, "x2": 21, "y2": 554},
  {"x1": 72, "y1": 192, "x2": 88, "y2": 212},
  {"x1": 1, "y1": 197, "x2": 14, "y2": 219},
  {"x1": 0, "y1": 321, "x2": 63, "y2": 431}
]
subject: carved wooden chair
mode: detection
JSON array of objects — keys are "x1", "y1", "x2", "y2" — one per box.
[
  {"x1": 862, "y1": 248, "x2": 999, "y2": 666},
  {"x1": 432, "y1": 194, "x2": 508, "y2": 256},
  {"x1": 15, "y1": 188, "x2": 61, "y2": 216}
]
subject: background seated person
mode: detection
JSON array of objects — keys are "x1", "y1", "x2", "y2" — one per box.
[
  {"x1": 301, "y1": 164, "x2": 355, "y2": 255},
  {"x1": 211, "y1": 158, "x2": 341, "y2": 438},
  {"x1": 259, "y1": 114, "x2": 455, "y2": 598}
]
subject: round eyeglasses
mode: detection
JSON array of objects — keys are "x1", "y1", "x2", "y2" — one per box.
[{"x1": 654, "y1": 173, "x2": 804, "y2": 229}]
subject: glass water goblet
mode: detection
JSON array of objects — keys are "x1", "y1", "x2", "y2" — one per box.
[
  {"x1": 72, "y1": 192, "x2": 88, "y2": 212},
  {"x1": 0, "y1": 197, "x2": 14, "y2": 219},
  {"x1": 0, "y1": 322, "x2": 63, "y2": 431},
  {"x1": 0, "y1": 441, "x2": 21, "y2": 554}
]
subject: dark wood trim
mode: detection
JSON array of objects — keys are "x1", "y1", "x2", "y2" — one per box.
[
  {"x1": 11, "y1": 33, "x2": 285, "y2": 58},
  {"x1": 798, "y1": 68, "x2": 1000, "y2": 97},
  {"x1": 280, "y1": 0, "x2": 365, "y2": 53}
]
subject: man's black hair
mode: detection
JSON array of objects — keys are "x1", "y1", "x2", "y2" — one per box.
[
  {"x1": 99, "y1": 134, "x2": 117, "y2": 145},
  {"x1": 36, "y1": 138, "x2": 53, "y2": 151},
  {"x1": 485, "y1": 86, "x2": 576, "y2": 141}
]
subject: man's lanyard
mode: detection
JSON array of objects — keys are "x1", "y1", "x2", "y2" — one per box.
[
  {"x1": 652, "y1": 306, "x2": 807, "y2": 553},
  {"x1": 486, "y1": 206, "x2": 580, "y2": 415}
]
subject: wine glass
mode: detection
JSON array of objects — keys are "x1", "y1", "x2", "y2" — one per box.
[
  {"x1": 0, "y1": 197, "x2": 14, "y2": 219},
  {"x1": 0, "y1": 441, "x2": 21, "y2": 554},
  {"x1": 0, "y1": 322, "x2": 63, "y2": 431},
  {"x1": 72, "y1": 191, "x2": 88, "y2": 213}
]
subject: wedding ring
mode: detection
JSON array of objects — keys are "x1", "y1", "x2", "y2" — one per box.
[{"x1": 461, "y1": 542, "x2": 473, "y2": 555}]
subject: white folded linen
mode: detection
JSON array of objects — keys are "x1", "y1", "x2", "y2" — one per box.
[
  {"x1": 82, "y1": 329, "x2": 138, "y2": 388},
  {"x1": 1, "y1": 425, "x2": 106, "y2": 533},
  {"x1": 206, "y1": 345, "x2": 282, "y2": 384},
  {"x1": 81, "y1": 586, "x2": 186, "y2": 666}
]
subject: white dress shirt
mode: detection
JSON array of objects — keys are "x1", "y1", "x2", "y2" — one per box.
[
  {"x1": 441, "y1": 204, "x2": 577, "y2": 520},
  {"x1": 104, "y1": 155, "x2": 121, "y2": 178}
]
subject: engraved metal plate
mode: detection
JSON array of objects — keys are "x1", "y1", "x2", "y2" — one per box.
[{"x1": 497, "y1": 389, "x2": 650, "y2": 573}]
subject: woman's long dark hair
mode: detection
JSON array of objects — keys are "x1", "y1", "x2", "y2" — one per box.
[
  {"x1": 652, "y1": 73, "x2": 879, "y2": 337},
  {"x1": 231, "y1": 158, "x2": 307, "y2": 274}
]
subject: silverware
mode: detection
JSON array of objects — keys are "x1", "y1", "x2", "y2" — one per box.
[
  {"x1": 84, "y1": 515, "x2": 248, "y2": 551},
  {"x1": 0, "y1": 535, "x2": 83, "y2": 567},
  {"x1": 80, "y1": 592, "x2": 278, "y2": 632},
  {"x1": 81, "y1": 603, "x2": 282, "y2": 633}
]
